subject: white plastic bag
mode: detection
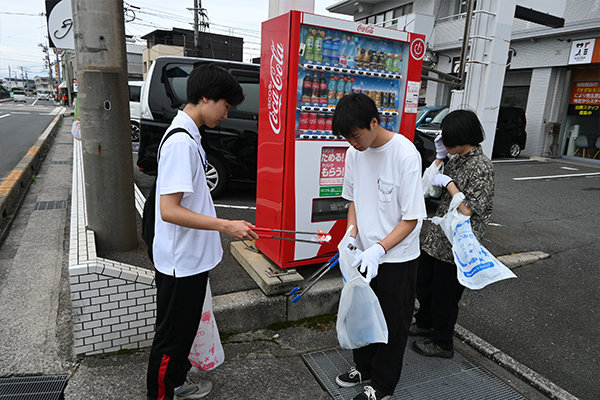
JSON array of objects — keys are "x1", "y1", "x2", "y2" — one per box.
[
  {"x1": 336, "y1": 227, "x2": 388, "y2": 349},
  {"x1": 422, "y1": 160, "x2": 444, "y2": 198},
  {"x1": 432, "y1": 193, "x2": 517, "y2": 290},
  {"x1": 188, "y1": 280, "x2": 224, "y2": 371}
]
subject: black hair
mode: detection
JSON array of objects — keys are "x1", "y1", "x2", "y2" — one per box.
[
  {"x1": 332, "y1": 93, "x2": 380, "y2": 138},
  {"x1": 186, "y1": 63, "x2": 244, "y2": 106},
  {"x1": 440, "y1": 109, "x2": 484, "y2": 148}
]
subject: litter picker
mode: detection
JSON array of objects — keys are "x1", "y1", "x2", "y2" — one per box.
[
  {"x1": 252, "y1": 227, "x2": 332, "y2": 245},
  {"x1": 288, "y1": 252, "x2": 339, "y2": 303}
]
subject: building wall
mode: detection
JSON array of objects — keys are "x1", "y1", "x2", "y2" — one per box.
[{"x1": 142, "y1": 45, "x2": 184, "y2": 79}]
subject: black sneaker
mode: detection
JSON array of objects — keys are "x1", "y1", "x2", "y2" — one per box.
[
  {"x1": 412, "y1": 338, "x2": 454, "y2": 358},
  {"x1": 352, "y1": 385, "x2": 391, "y2": 400},
  {"x1": 408, "y1": 323, "x2": 434, "y2": 337},
  {"x1": 335, "y1": 367, "x2": 370, "y2": 388}
]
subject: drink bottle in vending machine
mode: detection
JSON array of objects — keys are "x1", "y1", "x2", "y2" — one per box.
[{"x1": 257, "y1": 11, "x2": 425, "y2": 268}]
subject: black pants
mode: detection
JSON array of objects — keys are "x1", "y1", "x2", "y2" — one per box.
[
  {"x1": 414, "y1": 252, "x2": 465, "y2": 350},
  {"x1": 353, "y1": 259, "x2": 418, "y2": 395},
  {"x1": 147, "y1": 269, "x2": 208, "y2": 400}
]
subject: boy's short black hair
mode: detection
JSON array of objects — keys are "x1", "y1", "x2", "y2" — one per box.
[
  {"x1": 441, "y1": 109, "x2": 485, "y2": 148},
  {"x1": 332, "y1": 93, "x2": 380, "y2": 138},
  {"x1": 186, "y1": 63, "x2": 244, "y2": 106}
]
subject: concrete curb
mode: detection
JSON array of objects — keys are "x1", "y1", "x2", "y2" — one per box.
[
  {"x1": 0, "y1": 111, "x2": 64, "y2": 243},
  {"x1": 454, "y1": 325, "x2": 579, "y2": 400}
]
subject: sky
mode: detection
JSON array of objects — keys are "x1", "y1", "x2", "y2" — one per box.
[{"x1": 0, "y1": 0, "x2": 351, "y2": 81}]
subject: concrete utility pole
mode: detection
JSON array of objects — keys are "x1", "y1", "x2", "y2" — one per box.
[{"x1": 71, "y1": 0, "x2": 137, "y2": 251}]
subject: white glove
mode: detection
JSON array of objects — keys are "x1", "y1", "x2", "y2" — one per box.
[
  {"x1": 352, "y1": 243, "x2": 385, "y2": 282},
  {"x1": 434, "y1": 134, "x2": 448, "y2": 160},
  {"x1": 348, "y1": 236, "x2": 357, "y2": 250},
  {"x1": 432, "y1": 173, "x2": 453, "y2": 188}
]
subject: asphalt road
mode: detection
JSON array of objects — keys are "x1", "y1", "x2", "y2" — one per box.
[
  {"x1": 132, "y1": 148, "x2": 599, "y2": 399},
  {"x1": 0, "y1": 98, "x2": 61, "y2": 180}
]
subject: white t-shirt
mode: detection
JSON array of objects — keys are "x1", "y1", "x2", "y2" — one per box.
[
  {"x1": 342, "y1": 134, "x2": 427, "y2": 263},
  {"x1": 152, "y1": 110, "x2": 223, "y2": 277}
]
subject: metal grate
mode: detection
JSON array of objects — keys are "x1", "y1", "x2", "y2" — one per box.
[
  {"x1": 303, "y1": 347, "x2": 527, "y2": 400},
  {"x1": 34, "y1": 201, "x2": 68, "y2": 211},
  {"x1": 50, "y1": 161, "x2": 69, "y2": 165},
  {"x1": 0, "y1": 375, "x2": 67, "y2": 400}
]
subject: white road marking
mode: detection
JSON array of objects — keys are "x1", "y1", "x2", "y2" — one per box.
[
  {"x1": 560, "y1": 166, "x2": 579, "y2": 171},
  {"x1": 513, "y1": 172, "x2": 600, "y2": 181},
  {"x1": 32, "y1": 99, "x2": 39, "y2": 106},
  {"x1": 0, "y1": 114, "x2": 10, "y2": 119},
  {"x1": 10, "y1": 111, "x2": 30, "y2": 115},
  {"x1": 214, "y1": 203, "x2": 256, "y2": 210}
]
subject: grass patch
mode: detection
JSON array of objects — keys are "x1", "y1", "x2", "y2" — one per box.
[{"x1": 269, "y1": 313, "x2": 337, "y2": 332}]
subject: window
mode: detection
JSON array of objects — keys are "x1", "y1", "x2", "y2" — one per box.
[
  {"x1": 364, "y1": 3, "x2": 414, "y2": 27},
  {"x1": 129, "y1": 85, "x2": 141, "y2": 102},
  {"x1": 230, "y1": 70, "x2": 259, "y2": 117},
  {"x1": 165, "y1": 63, "x2": 195, "y2": 103}
]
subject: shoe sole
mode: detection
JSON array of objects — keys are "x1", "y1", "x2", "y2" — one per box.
[
  {"x1": 335, "y1": 376, "x2": 371, "y2": 388},
  {"x1": 411, "y1": 342, "x2": 454, "y2": 359}
]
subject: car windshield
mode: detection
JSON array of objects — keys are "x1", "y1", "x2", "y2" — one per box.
[
  {"x1": 14, "y1": 91, "x2": 25, "y2": 95},
  {"x1": 430, "y1": 107, "x2": 449, "y2": 124}
]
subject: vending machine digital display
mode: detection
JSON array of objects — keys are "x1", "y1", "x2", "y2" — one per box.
[{"x1": 257, "y1": 11, "x2": 425, "y2": 269}]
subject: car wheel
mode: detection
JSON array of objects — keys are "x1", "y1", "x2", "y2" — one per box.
[
  {"x1": 508, "y1": 142, "x2": 521, "y2": 158},
  {"x1": 130, "y1": 121, "x2": 140, "y2": 142},
  {"x1": 205, "y1": 156, "x2": 227, "y2": 198}
]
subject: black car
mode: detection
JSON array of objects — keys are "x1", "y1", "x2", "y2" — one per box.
[
  {"x1": 137, "y1": 56, "x2": 260, "y2": 197},
  {"x1": 414, "y1": 106, "x2": 527, "y2": 168}
]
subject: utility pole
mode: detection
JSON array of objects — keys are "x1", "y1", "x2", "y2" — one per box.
[
  {"x1": 71, "y1": 0, "x2": 137, "y2": 252},
  {"x1": 189, "y1": 0, "x2": 209, "y2": 57}
]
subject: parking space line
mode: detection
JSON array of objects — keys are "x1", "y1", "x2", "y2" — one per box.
[
  {"x1": 0, "y1": 114, "x2": 10, "y2": 119},
  {"x1": 513, "y1": 172, "x2": 600, "y2": 181}
]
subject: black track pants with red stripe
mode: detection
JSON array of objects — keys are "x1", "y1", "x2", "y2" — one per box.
[{"x1": 147, "y1": 269, "x2": 208, "y2": 400}]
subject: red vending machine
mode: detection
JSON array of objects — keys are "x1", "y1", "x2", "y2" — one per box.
[{"x1": 257, "y1": 11, "x2": 425, "y2": 269}]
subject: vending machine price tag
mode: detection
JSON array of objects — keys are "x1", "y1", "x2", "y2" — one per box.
[{"x1": 319, "y1": 147, "x2": 346, "y2": 186}]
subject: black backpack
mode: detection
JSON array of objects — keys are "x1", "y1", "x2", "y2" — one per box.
[{"x1": 141, "y1": 127, "x2": 201, "y2": 262}]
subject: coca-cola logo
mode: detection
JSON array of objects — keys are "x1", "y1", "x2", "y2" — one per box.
[
  {"x1": 357, "y1": 24, "x2": 375, "y2": 34},
  {"x1": 268, "y1": 41, "x2": 285, "y2": 135}
]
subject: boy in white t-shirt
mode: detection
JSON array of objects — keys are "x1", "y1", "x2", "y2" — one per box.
[
  {"x1": 146, "y1": 64, "x2": 259, "y2": 400},
  {"x1": 332, "y1": 93, "x2": 427, "y2": 400}
]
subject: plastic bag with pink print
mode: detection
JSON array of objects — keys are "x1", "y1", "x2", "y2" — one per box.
[{"x1": 188, "y1": 280, "x2": 224, "y2": 371}]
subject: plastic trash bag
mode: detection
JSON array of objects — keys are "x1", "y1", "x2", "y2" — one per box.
[
  {"x1": 422, "y1": 160, "x2": 444, "y2": 198},
  {"x1": 432, "y1": 193, "x2": 516, "y2": 290},
  {"x1": 336, "y1": 226, "x2": 388, "y2": 349},
  {"x1": 189, "y1": 280, "x2": 224, "y2": 371}
]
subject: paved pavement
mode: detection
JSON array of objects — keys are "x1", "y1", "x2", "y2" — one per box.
[{"x1": 0, "y1": 113, "x2": 594, "y2": 399}]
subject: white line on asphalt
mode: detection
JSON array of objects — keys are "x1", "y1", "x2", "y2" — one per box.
[
  {"x1": 214, "y1": 204, "x2": 256, "y2": 210},
  {"x1": 32, "y1": 99, "x2": 39, "y2": 106},
  {"x1": 560, "y1": 166, "x2": 579, "y2": 171},
  {"x1": 0, "y1": 114, "x2": 10, "y2": 119},
  {"x1": 492, "y1": 159, "x2": 537, "y2": 163},
  {"x1": 513, "y1": 172, "x2": 600, "y2": 181},
  {"x1": 10, "y1": 111, "x2": 30, "y2": 115}
]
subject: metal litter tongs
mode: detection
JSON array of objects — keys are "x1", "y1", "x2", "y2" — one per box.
[
  {"x1": 252, "y1": 227, "x2": 332, "y2": 245},
  {"x1": 288, "y1": 252, "x2": 339, "y2": 303}
]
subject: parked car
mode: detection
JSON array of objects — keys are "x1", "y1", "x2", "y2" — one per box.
[
  {"x1": 414, "y1": 106, "x2": 527, "y2": 168},
  {"x1": 129, "y1": 81, "x2": 144, "y2": 142},
  {"x1": 416, "y1": 105, "x2": 448, "y2": 127},
  {"x1": 12, "y1": 90, "x2": 26, "y2": 102},
  {"x1": 137, "y1": 56, "x2": 259, "y2": 197}
]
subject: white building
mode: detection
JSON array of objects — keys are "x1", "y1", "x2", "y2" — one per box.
[{"x1": 328, "y1": 0, "x2": 600, "y2": 162}]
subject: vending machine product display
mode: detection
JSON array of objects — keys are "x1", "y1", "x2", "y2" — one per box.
[{"x1": 257, "y1": 11, "x2": 425, "y2": 269}]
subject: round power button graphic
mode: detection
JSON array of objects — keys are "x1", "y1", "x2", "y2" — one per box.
[{"x1": 410, "y1": 38, "x2": 426, "y2": 61}]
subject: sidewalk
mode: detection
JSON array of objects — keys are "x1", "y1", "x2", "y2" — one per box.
[{"x1": 0, "y1": 115, "x2": 575, "y2": 399}]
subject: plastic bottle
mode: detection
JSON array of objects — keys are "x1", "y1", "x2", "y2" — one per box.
[
  {"x1": 314, "y1": 30, "x2": 324, "y2": 63},
  {"x1": 331, "y1": 34, "x2": 340, "y2": 66},
  {"x1": 323, "y1": 34, "x2": 332, "y2": 65},
  {"x1": 304, "y1": 29, "x2": 316, "y2": 63},
  {"x1": 344, "y1": 76, "x2": 354, "y2": 96},
  {"x1": 301, "y1": 72, "x2": 312, "y2": 104},
  {"x1": 339, "y1": 35, "x2": 348, "y2": 66},
  {"x1": 336, "y1": 76, "x2": 346, "y2": 103},
  {"x1": 393, "y1": 53, "x2": 402, "y2": 73},
  {"x1": 347, "y1": 36, "x2": 358, "y2": 68},
  {"x1": 319, "y1": 72, "x2": 328, "y2": 105},
  {"x1": 385, "y1": 53, "x2": 394, "y2": 72},
  {"x1": 311, "y1": 72, "x2": 320, "y2": 104},
  {"x1": 327, "y1": 75, "x2": 338, "y2": 106}
]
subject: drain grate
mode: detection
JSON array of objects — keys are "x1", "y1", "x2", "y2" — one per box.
[
  {"x1": 0, "y1": 375, "x2": 68, "y2": 399},
  {"x1": 303, "y1": 347, "x2": 527, "y2": 400},
  {"x1": 50, "y1": 161, "x2": 69, "y2": 165},
  {"x1": 34, "y1": 201, "x2": 68, "y2": 211}
]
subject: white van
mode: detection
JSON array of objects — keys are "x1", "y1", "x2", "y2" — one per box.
[
  {"x1": 37, "y1": 90, "x2": 50, "y2": 100},
  {"x1": 12, "y1": 90, "x2": 26, "y2": 102},
  {"x1": 129, "y1": 81, "x2": 144, "y2": 141}
]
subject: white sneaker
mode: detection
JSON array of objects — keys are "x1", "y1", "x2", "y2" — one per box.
[{"x1": 174, "y1": 377, "x2": 213, "y2": 399}]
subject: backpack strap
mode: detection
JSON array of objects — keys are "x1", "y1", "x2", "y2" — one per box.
[{"x1": 157, "y1": 127, "x2": 205, "y2": 170}]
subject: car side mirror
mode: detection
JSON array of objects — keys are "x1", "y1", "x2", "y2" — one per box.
[{"x1": 425, "y1": 117, "x2": 432, "y2": 123}]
